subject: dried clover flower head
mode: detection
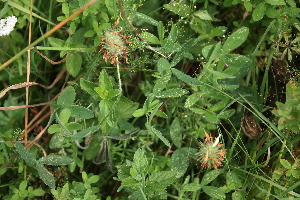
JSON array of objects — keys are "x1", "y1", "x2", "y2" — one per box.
[
  {"x1": 99, "y1": 20, "x2": 129, "y2": 65},
  {"x1": 195, "y1": 133, "x2": 226, "y2": 170}
]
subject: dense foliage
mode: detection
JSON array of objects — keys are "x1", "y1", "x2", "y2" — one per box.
[{"x1": 0, "y1": 0, "x2": 300, "y2": 199}]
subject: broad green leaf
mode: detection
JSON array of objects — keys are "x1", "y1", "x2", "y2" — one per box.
[
  {"x1": 207, "y1": 68, "x2": 236, "y2": 79},
  {"x1": 99, "y1": 69, "x2": 113, "y2": 91},
  {"x1": 201, "y1": 170, "x2": 222, "y2": 185},
  {"x1": 185, "y1": 93, "x2": 200, "y2": 108},
  {"x1": 57, "y1": 86, "x2": 75, "y2": 107},
  {"x1": 146, "y1": 124, "x2": 171, "y2": 147},
  {"x1": 221, "y1": 54, "x2": 252, "y2": 78},
  {"x1": 222, "y1": 27, "x2": 249, "y2": 53},
  {"x1": 202, "y1": 186, "x2": 226, "y2": 200},
  {"x1": 140, "y1": 32, "x2": 160, "y2": 44},
  {"x1": 130, "y1": 149, "x2": 148, "y2": 181},
  {"x1": 15, "y1": 143, "x2": 37, "y2": 163},
  {"x1": 252, "y1": 3, "x2": 265, "y2": 21},
  {"x1": 157, "y1": 21, "x2": 165, "y2": 41},
  {"x1": 171, "y1": 68, "x2": 202, "y2": 85},
  {"x1": 38, "y1": 155, "x2": 73, "y2": 165},
  {"x1": 155, "y1": 88, "x2": 189, "y2": 98},
  {"x1": 207, "y1": 42, "x2": 222, "y2": 64},
  {"x1": 87, "y1": 175, "x2": 100, "y2": 184},
  {"x1": 153, "y1": 72, "x2": 171, "y2": 94},
  {"x1": 80, "y1": 78, "x2": 99, "y2": 100},
  {"x1": 265, "y1": 0, "x2": 286, "y2": 5},
  {"x1": 105, "y1": 0, "x2": 117, "y2": 14},
  {"x1": 71, "y1": 125, "x2": 100, "y2": 141},
  {"x1": 48, "y1": 37, "x2": 65, "y2": 47},
  {"x1": 65, "y1": 122, "x2": 81, "y2": 131},
  {"x1": 59, "y1": 108, "x2": 71, "y2": 125},
  {"x1": 170, "y1": 118, "x2": 182, "y2": 148},
  {"x1": 286, "y1": 0, "x2": 296, "y2": 7},
  {"x1": 232, "y1": 190, "x2": 246, "y2": 200},
  {"x1": 136, "y1": 12, "x2": 159, "y2": 26},
  {"x1": 183, "y1": 183, "x2": 202, "y2": 191},
  {"x1": 168, "y1": 24, "x2": 178, "y2": 43},
  {"x1": 48, "y1": 124, "x2": 61, "y2": 134},
  {"x1": 36, "y1": 163, "x2": 55, "y2": 189},
  {"x1": 116, "y1": 97, "x2": 139, "y2": 120},
  {"x1": 132, "y1": 108, "x2": 147, "y2": 117},
  {"x1": 157, "y1": 58, "x2": 171, "y2": 75},
  {"x1": 226, "y1": 171, "x2": 242, "y2": 190},
  {"x1": 69, "y1": 105, "x2": 93, "y2": 119},
  {"x1": 205, "y1": 111, "x2": 219, "y2": 123},
  {"x1": 66, "y1": 54, "x2": 82, "y2": 77},
  {"x1": 148, "y1": 171, "x2": 176, "y2": 187},
  {"x1": 19, "y1": 180, "x2": 27, "y2": 191},
  {"x1": 32, "y1": 189, "x2": 45, "y2": 196},
  {"x1": 170, "y1": 149, "x2": 189, "y2": 177},
  {"x1": 280, "y1": 159, "x2": 292, "y2": 169},
  {"x1": 193, "y1": 10, "x2": 213, "y2": 20},
  {"x1": 163, "y1": 2, "x2": 192, "y2": 17},
  {"x1": 49, "y1": 133, "x2": 65, "y2": 149}
]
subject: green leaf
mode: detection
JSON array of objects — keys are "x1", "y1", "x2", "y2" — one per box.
[
  {"x1": 163, "y1": 2, "x2": 192, "y2": 17},
  {"x1": 157, "y1": 58, "x2": 171, "y2": 75},
  {"x1": 184, "y1": 93, "x2": 200, "y2": 108},
  {"x1": 193, "y1": 10, "x2": 213, "y2": 20},
  {"x1": 183, "y1": 183, "x2": 202, "y2": 191},
  {"x1": 280, "y1": 159, "x2": 292, "y2": 169},
  {"x1": 140, "y1": 32, "x2": 160, "y2": 44},
  {"x1": 148, "y1": 171, "x2": 176, "y2": 187},
  {"x1": 69, "y1": 105, "x2": 93, "y2": 119},
  {"x1": 80, "y1": 78, "x2": 99, "y2": 100},
  {"x1": 136, "y1": 12, "x2": 159, "y2": 26},
  {"x1": 49, "y1": 133, "x2": 65, "y2": 149},
  {"x1": 65, "y1": 122, "x2": 82, "y2": 131},
  {"x1": 265, "y1": 0, "x2": 286, "y2": 5},
  {"x1": 202, "y1": 186, "x2": 226, "y2": 200},
  {"x1": 170, "y1": 118, "x2": 182, "y2": 148},
  {"x1": 252, "y1": 3, "x2": 265, "y2": 21},
  {"x1": 66, "y1": 54, "x2": 82, "y2": 77},
  {"x1": 36, "y1": 163, "x2": 55, "y2": 189},
  {"x1": 153, "y1": 72, "x2": 171, "y2": 94},
  {"x1": 171, "y1": 68, "x2": 202, "y2": 85},
  {"x1": 226, "y1": 171, "x2": 242, "y2": 190},
  {"x1": 59, "y1": 108, "x2": 71, "y2": 125},
  {"x1": 201, "y1": 170, "x2": 222, "y2": 185},
  {"x1": 48, "y1": 37, "x2": 65, "y2": 47},
  {"x1": 105, "y1": 0, "x2": 117, "y2": 14},
  {"x1": 15, "y1": 143, "x2": 37, "y2": 164},
  {"x1": 87, "y1": 175, "x2": 100, "y2": 184},
  {"x1": 222, "y1": 27, "x2": 249, "y2": 53},
  {"x1": 221, "y1": 54, "x2": 251, "y2": 78},
  {"x1": 99, "y1": 69, "x2": 113, "y2": 91},
  {"x1": 232, "y1": 190, "x2": 246, "y2": 200},
  {"x1": 170, "y1": 149, "x2": 189, "y2": 177},
  {"x1": 71, "y1": 125, "x2": 100, "y2": 141},
  {"x1": 57, "y1": 86, "x2": 75, "y2": 107},
  {"x1": 32, "y1": 189, "x2": 45, "y2": 196},
  {"x1": 146, "y1": 124, "x2": 171, "y2": 147},
  {"x1": 19, "y1": 180, "x2": 27, "y2": 191},
  {"x1": 205, "y1": 111, "x2": 219, "y2": 123},
  {"x1": 130, "y1": 149, "x2": 148, "y2": 181},
  {"x1": 133, "y1": 108, "x2": 147, "y2": 117},
  {"x1": 157, "y1": 21, "x2": 165, "y2": 41},
  {"x1": 155, "y1": 88, "x2": 189, "y2": 98},
  {"x1": 38, "y1": 155, "x2": 74, "y2": 165},
  {"x1": 48, "y1": 124, "x2": 61, "y2": 134}
]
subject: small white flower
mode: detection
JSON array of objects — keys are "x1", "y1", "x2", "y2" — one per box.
[{"x1": 0, "y1": 16, "x2": 17, "y2": 36}]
